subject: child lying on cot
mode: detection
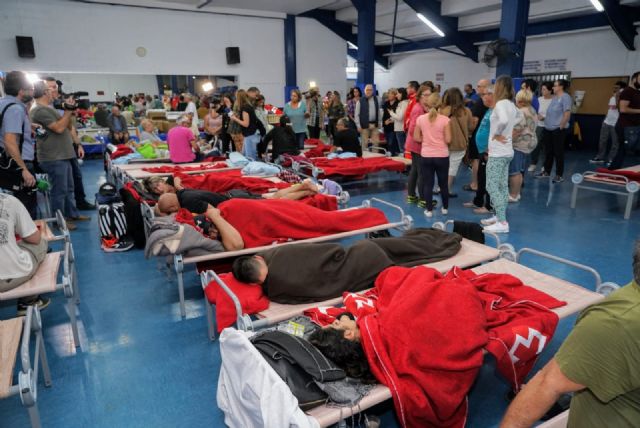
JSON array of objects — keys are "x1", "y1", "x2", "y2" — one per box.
[
  {"x1": 231, "y1": 228, "x2": 462, "y2": 304},
  {"x1": 306, "y1": 265, "x2": 565, "y2": 428}
]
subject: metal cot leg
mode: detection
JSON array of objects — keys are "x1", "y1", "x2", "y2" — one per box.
[
  {"x1": 624, "y1": 192, "x2": 635, "y2": 220},
  {"x1": 67, "y1": 297, "x2": 80, "y2": 347},
  {"x1": 570, "y1": 184, "x2": 579, "y2": 209},
  {"x1": 27, "y1": 404, "x2": 42, "y2": 428},
  {"x1": 205, "y1": 299, "x2": 216, "y2": 341},
  {"x1": 174, "y1": 255, "x2": 186, "y2": 318}
]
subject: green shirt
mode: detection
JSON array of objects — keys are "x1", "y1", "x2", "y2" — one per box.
[
  {"x1": 30, "y1": 105, "x2": 76, "y2": 162},
  {"x1": 555, "y1": 281, "x2": 640, "y2": 428}
]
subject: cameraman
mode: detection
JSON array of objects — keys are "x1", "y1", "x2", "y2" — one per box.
[
  {"x1": 0, "y1": 71, "x2": 37, "y2": 217},
  {"x1": 44, "y1": 77, "x2": 94, "y2": 210},
  {"x1": 30, "y1": 81, "x2": 87, "y2": 228}
]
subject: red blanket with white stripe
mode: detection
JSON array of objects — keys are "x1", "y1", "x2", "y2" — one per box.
[
  {"x1": 218, "y1": 198, "x2": 389, "y2": 248},
  {"x1": 305, "y1": 265, "x2": 565, "y2": 428},
  {"x1": 595, "y1": 166, "x2": 640, "y2": 182},
  {"x1": 311, "y1": 157, "x2": 406, "y2": 178},
  {"x1": 142, "y1": 162, "x2": 229, "y2": 173}
]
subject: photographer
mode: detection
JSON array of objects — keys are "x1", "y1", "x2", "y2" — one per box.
[
  {"x1": 0, "y1": 71, "x2": 38, "y2": 217},
  {"x1": 305, "y1": 88, "x2": 324, "y2": 139},
  {"x1": 30, "y1": 81, "x2": 88, "y2": 228},
  {"x1": 44, "y1": 77, "x2": 94, "y2": 210}
]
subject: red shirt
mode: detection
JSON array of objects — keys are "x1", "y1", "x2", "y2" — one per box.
[{"x1": 403, "y1": 93, "x2": 417, "y2": 131}]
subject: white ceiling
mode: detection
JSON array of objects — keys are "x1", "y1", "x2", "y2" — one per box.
[{"x1": 72, "y1": 0, "x2": 640, "y2": 46}]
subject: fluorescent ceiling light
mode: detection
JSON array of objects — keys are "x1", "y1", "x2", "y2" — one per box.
[
  {"x1": 26, "y1": 73, "x2": 40, "y2": 83},
  {"x1": 202, "y1": 81, "x2": 214, "y2": 92},
  {"x1": 416, "y1": 13, "x2": 445, "y2": 37},
  {"x1": 589, "y1": 0, "x2": 604, "y2": 12},
  {"x1": 346, "y1": 66, "x2": 358, "y2": 73},
  {"x1": 347, "y1": 41, "x2": 358, "y2": 50}
]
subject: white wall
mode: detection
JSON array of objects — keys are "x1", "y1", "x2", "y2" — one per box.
[
  {"x1": 376, "y1": 28, "x2": 640, "y2": 93},
  {"x1": 50, "y1": 73, "x2": 158, "y2": 102},
  {"x1": 295, "y1": 17, "x2": 349, "y2": 97},
  {"x1": 0, "y1": 0, "x2": 348, "y2": 106}
]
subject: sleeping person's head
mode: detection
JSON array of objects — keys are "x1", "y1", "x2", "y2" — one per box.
[
  {"x1": 144, "y1": 177, "x2": 175, "y2": 195},
  {"x1": 232, "y1": 255, "x2": 268, "y2": 284},
  {"x1": 157, "y1": 193, "x2": 181, "y2": 215},
  {"x1": 308, "y1": 313, "x2": 375, "y2": 383}
]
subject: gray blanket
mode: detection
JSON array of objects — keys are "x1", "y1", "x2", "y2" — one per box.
[{"x1": 144, "y1": 217, "x2": 224, "y2": 258}]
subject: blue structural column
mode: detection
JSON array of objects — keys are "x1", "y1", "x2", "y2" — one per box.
[
  {"x1": 155, "y1": 75, "x2": 165, "y2": 96},
  {"x1": 496, "y1": 0, "x2": 530, "y2": 77},
  {"x1": 352, "y1": 0, "x2": 376, "y2": 88},
  {"x1": 284, "y1": 14, "x2": 298, "y2": 103},
  {"x1": 170, "y1": 75, "x2": 179, "y2": 95},
  {"x1": 187, "y1": 75, "x2": 196, "y2": 95}
]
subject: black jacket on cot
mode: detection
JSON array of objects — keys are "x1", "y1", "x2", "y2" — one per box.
[{"x1": 333, "y1": 129, "x2": 362, "y2": 157}]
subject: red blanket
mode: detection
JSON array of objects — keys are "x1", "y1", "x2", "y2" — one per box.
[
  {"x1": 304, "y1": 142, "x2": 333, "y2": 158},
  {"x1": 218, "y1": 198, "x2": 388, "y2": 248},
  {"x1": 110, "y1": 144, "x2": 133, "y2": 160},
  {"x1": 311, "y1": 157, "x2": 405, "y2": 178},
  {"x1": 352, "y1": 266, "x2": 564, "y2": 428},
  {"x1": 204, "y1": 272, "x2": 269, "y2": 333},
  {"x1": 595, "y1": 166, "x2": 640, "y2": 182},
  {"x1": 142, "y1": 162, "x2": 228, "y2": 173}
]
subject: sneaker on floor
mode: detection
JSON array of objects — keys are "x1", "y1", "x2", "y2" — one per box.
[
  {"x1": 552, "y1": 175, "x2": 564, "y2": 183},
  {"x1": 441, "y1": 208, "x2": 448, "y2": 215},
  {"x1": 508, "y1": 194, "x2": 521, "y2": 203},
  {"x1": 535, "y1": 172, "x2": 550, "y2": 179},
  {"x1": 17, "y1": 296, "x2": 51, "y2": 316},
  {"x1": 76, "y1": 200, "x2": 96, "y2": 210},
  {"x1": 480, "y1": 215, "x2": 498, "y2": 226},
  {"x1": 589, "y1": 157, "x2": 605, "y2": 164},
  {"x1": 406, "y1": 195, "x2": 419, "y2": 204},
  {"x1": 463, "y1": 201, "x2": 478, "y2": 208},
  {"x1": 66, "y1": 221, "x2": 78, "y2": 231},
  {"x1": 417, "y1": 199, "x2": 427, "y2": 208},
  {"x1": 483, "y1": 221, "x2": 509, "y2": 233},
  {"x1": 527, "y1": 164, "x2": 536, "y2": 172},
  {"x1": 424, "y1": 210, "x2": 433, "y2": 218},
  {"x1": 474, "y1": 207, "x2": 491, "y2": 214},
  {"x1": 101, "y1": 236, "x2": 134, "y2": 253}
]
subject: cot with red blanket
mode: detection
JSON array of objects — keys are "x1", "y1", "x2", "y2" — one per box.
[
  {"x1": 170, "y1": 198, "x2": 413, "y2": 318},
  {"x1": 570, "y1": 165, "x2": 640, "y2": 219},
  {"x1": 199, "y1": 231, "x2": 502, "y2": 341},
  {"x1": 215, "y1": 247, "x2": 618, "y2": 428},
  {"x1": 289, "y1": 155, "x2": 407, "y2": 180}
]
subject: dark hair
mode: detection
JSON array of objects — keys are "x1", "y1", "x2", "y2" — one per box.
[
  {"x1": 232, "y1": 256, "x2": 262, "y2": 284},
  {"x1": 522, "y1": 78, "x2": 538, "y2": 92},
  {"x1": 247, "y1": 86, "x2": 259, "y2": 93},
  {"x1": 351, "y1": 86, "x2": 362, "y2": 98},
  {"x1": 541, "y1": 81, "x2": 553, "y2": 93},
  {"x1": 407, "y1": 81, "x2": 420, "y2": 91},
  {"x1": 397, "y1": 87, "x2": 408, "y2": 101},
  {"x1": 308, "y1": 327, "x2": 376, "y2": 383},
  {"x1": 442, "y1": 87, "x2": 466, "y2": 117},
  {"x1": 555, "y1": 79, "x2": 570, "y2": 91},
  {"x1": 615, "y1": 80, "x2": 628, "y2": 89},
  {"x1": 3, "y1": 71, "x2": 29, "y2": 96},
  {"x1": 421, "y1": 81, "x2": 435, "y2": 91},
  {"x1": 632, "y1": 71, "x2": 640, "y2": 81},
  {"x1": 634, "y1": 240, "x2": 640, "y2": 284}
]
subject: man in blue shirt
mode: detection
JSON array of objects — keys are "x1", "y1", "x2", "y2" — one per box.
[
  {"x1": 0, "y1": 71, "x2": 38, "y2": 217},
  {"x1": 463, "y1": 83, "x2": 480, "y2": 107}
]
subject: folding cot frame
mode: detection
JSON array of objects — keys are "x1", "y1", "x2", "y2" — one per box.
[
  {"x1": 4, "y1": 211, "x2": 82, "y2": 348},
  {"x1": 199, "y1": 223, "x2": 505, "y2": 341},
  {"x1": 157, "y1": 198, "x2": 413, "y2": 318},
  {"x1": 0, "y1": 306, "x2": 52, "y2": 428},
  {"x1": 111, "y1": 161, "x2": 245, "y2": 187},
  {"x1": 215, "y1": 246, "x2": 618, "y2": 428},
  {"x1": 570, "y1": 168, "x2": 640, "y2": 219}
]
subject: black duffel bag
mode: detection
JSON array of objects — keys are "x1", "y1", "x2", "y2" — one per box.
[{"x1": 251, "y1": 330, "x2": 346, "y2": 410}]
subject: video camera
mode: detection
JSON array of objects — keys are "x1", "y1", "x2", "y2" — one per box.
[{"x1": 52, "y1": 80, "x2": 91, "y2": 110}]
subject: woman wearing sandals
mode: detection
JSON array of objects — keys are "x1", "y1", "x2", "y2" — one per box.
[{"x1": 481, "y1": 76, "x2": 522, "y2": 233}]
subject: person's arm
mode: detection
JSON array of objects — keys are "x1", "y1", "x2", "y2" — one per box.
[
  {"x1": 500, "y1": 359, "x2": 585, "y2": 428},
  {"x1": 390, "y1": 101, "x2": 407, "y2": 121},
  {"x1": 263, "y1": 128, "x2": 275, "y2": 146},
  {"x1": 205, "y1": 205, "x2": 244, "y2": 251},
  {"x1": 4, "y1": 132, "x2": 36, "y2": 187},
  {"x1": 444, "y1": 121, "x2": 452, "y2": 144},
  {"x1": 413, "y1": 118, "x2": 422, "y2": 142},
  {"x1": 23, "y1": 228, "x2": 42, "y2": 245},
  {"x1": 491, "y1": 101, "x2": 510, "y2": 137},
  {"x1": 559, "y1": 95, "x2": 572, "y2": 129},
  {"x1": 354, "y1": 101, "x2": 362, "y2": 130},
  {"x1": 466, "y1": 108, "x2": 476, "y2": 132},
  {"x1": 232, "y1": 110, "x2": 250, "y2": 128},
  {"x1": 618, "y1": 99, "x2": 640, "y2": 114},
  {"x1": 41, "y1": 108, "x2": 74, "y2": 134}
]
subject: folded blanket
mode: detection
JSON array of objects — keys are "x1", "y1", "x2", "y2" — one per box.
[
  {"x1": 218, "y1": 198, "x2": 389, "y2": 248},
  {"x1": 241, "y1": 161, "x2": 281, "y2": 177}
]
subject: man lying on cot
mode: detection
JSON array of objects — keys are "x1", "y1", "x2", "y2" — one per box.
[
  {"x1": 148, "y1": 175, "x2": 328, "y2": 215},
  {"x1": 231, "y1": 228, "x2": 462, "y2": 304}
]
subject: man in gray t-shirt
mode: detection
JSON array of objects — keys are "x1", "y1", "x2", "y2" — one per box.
[{"x1": 29, "y1": 81, "x2": 83, "y2": 222}]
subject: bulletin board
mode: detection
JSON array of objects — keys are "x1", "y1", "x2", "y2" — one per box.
[{"x1": 571, "y1": 76, "x2": 628, "y2": 115}]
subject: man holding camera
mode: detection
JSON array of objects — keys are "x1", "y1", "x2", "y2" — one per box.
[
  {"x1": 30, "y1": 81, "x2": 88, "y2": 228},
  {"x1": 0, "y1": 71, "x2": 38, "y2": 217},
  {"x1": 44, "y1": 77, "x2": 94, "y2": 211}
]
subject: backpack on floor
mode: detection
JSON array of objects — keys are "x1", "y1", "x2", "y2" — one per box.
[{"x1": 96, "y1": 183, "x2": 127, "y2": 240}]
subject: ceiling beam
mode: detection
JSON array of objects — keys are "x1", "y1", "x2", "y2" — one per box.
[
  {"x1": 599, "y1": 0, "x2": 637, "y2": 50},
  {"x1": 402, "y1": 0, "x2": 479, "y2": 62},
  {"x1": 298, "y1": 9, "x2": 389, "y2": 68}
]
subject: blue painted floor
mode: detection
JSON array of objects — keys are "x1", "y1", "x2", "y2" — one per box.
[{"x1": 1, "y1": 148, "x2": 638, "y2": 428}]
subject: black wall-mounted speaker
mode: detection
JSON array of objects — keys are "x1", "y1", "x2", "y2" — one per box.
[
  {"x1": 16, "y1": 36, "x2": 35, "y2": 58},
  {"x1": 226, "y1": 47, "x2": 240, "y2": 65}
]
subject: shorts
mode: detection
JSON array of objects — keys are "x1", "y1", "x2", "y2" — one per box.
[
  {"x1": 448, "y1": 150, "x2": 466, "y2": 176},
  {"x1": 509, "y1": 150, "x2": 530, "y2": 176}
]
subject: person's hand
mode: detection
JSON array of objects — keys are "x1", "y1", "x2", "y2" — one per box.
[
  {"x1": 357, "y1": 127, "x2": 362, "y2": 133},
  {"x1": 206, "y1": 205, "x2": 221, "y2": 218},
  {"x1": 494, "y1": 135, "x2": 507, "y2": 143},
  {"x1": 304, "y1": 112, "x2": 310, "y2": 119},
  {"x1": 77, "y1": 145, "x2": 85, "y2": 159},
  {"x1": 22, "y1": 169, "x2": 36, "y2": 187}
]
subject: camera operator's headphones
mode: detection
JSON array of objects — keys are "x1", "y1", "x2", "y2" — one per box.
[{"x1": 33, "y1": 81, "x2": 48, "y2": 99}]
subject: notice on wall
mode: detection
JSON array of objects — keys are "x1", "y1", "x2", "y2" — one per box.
[
  {"x1": 544, "y1": 58, "x2": 567, "y2": 71},
  {"x1": 523, "y1": 60, "x2": 542, "y2": 73},
  {"x1": 435, "y1": 73, "x2": 444, "y2": 82}
]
